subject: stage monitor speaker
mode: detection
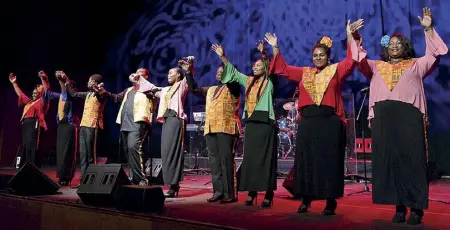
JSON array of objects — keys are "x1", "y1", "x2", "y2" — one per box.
[
  {"x1": 76, "y1": 164, "x2": 130, "y2": 206},
  {"x1": 7, "y1": 162, "x2": 60, "y2": 195},
  {"x1": 116, "y1": 185, "x2": 165, "y2": 213},
  {"x1": 282, "y1": 166, "x2": 297, "y2": 198},
  {"x1": 145, "y1": 158, "x2": 164, "y2": 185}
]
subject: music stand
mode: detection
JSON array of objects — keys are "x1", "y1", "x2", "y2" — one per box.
[{"x1": 347, "y1": 89, "x2": 370, "y2": 196}]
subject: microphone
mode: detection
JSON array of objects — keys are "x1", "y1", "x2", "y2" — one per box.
[{"x1": 360, "y1": 87, "x2": 370, "y2": 92}]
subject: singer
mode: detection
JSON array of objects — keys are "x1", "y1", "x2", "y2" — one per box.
[
  {"x1": 266, "y1": 18, "x2": 363, "y2": 215},
  {"x1": 355, "y1": 8, "x2": 448, "y2": 225},
  {"x1": 212, "y1": 42, "x2": 277, "y2": 208},
  {"x1": 102, "y1": 68, "x2": 158, "y2": 186},
  {"x1": 155, "y1": 57, "x2": 192, "y2": 197},
  {"x1": 9, "y1": 72, "x2": 49, "y2": 167},
  {"x1": 66, "y1": 74, "x2": 106, "y2": 184},
  {"x1": 186, "y1": 64, "x2": 241, "y2": 203}
]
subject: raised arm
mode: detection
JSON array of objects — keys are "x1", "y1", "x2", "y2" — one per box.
[
  {"x1": 416, "y1": 8, "x2": 448, "y2": 78},
  {"x1": 264, "y1": 33, "x2": 303, "y2": 83},
  {"x1": 38, "y1": 71, "x2": 50, "y2": 91},
  {"x1": 335, "y1": 19, "x2": 365, "y2": 82},
  {"x1": 186, "y1": 70, "x2": 208, "y2": 97},
  {"x1": 211, "y1": 44, "x2": 248, "y2": 87},
  {"x1": 104, "y1": 88, "x2": 127, "y2": 103},
  {"x1": 9, "y1": 73, "x2": 30, "y2": 106},
  {"x1": 66, "y1": 81, "x2": 89, "y2": 99}
]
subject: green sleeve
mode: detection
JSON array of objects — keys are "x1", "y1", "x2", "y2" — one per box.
[{"x1": 221, "y1": 62, "x2": 248, "y2": 87}]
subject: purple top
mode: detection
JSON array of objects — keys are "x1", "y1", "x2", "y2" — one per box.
[{"x1": 356, "y1": 30, "x2": 448, "y2": 122}]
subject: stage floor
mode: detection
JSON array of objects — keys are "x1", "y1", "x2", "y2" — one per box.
[{"x1": 1, "y1": 167, "x2": 450, "y2": 229}]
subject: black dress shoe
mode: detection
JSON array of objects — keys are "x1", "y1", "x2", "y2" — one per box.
[
  {"x1": 392, "y1": 212, "x2": 406, "y2": 223},
  {"x1": 407, "y1": 211, "x2": 423, "y2": 225},
  {"x1": 207, "y1": 195, "x2": 224, "y2": 202},
  {"x1": 297, "y1": 203, "x2": 310, "y2": 213},
  {"x1": 219, "y1": 198, "x2": 237, "y2": 204},
  {"x1": 322, "y1": 198, "x2": 337, "y2": 216}
]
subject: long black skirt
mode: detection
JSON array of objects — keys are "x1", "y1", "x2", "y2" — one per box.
[
  {"x1": 372, "y1": 100, "x2": 428, "y2": 209},
  {"x1": 161, "y1": 116, "x2": 185, "y2": 185},
  {"x1": 18, "y1": 118, "x2": 40, "y2": 167},
  {"x1": 293, "y1": 106, "x2": 346, "y2": 199},
  {"x1": 239, "y1": 121, "x2": 278, "y2": 191},
  {"x1": 56, "y1": 122, "x2": 76, "y2": 181}
]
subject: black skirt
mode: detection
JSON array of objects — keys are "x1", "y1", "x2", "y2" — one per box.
[
  {"x1": 238, "y1": 121, "x2": 278, "y2": 191},
  {"x1": 161, "y1": 114, "x2": 185, "y2": 185},
  {"x1": 293, "y1": 105, "x2": 346, "y2": 199},
  {"x1": 371, "y1": 100, "x2": 428, "y2": 209}
]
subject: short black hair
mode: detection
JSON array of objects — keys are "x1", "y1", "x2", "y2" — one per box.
[
  {"x1": 90, "y1": 74, "x2": 103, "y2": 83},
  {"x1": 381, "y1": 34, "x2": 416, "y2": 62},
  {"x1": 312, "y1": 43, "x2": 331, "y2": 57}
]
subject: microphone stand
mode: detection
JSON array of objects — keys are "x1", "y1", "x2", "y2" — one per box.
[{"x1": 347, "y1": 89, "x2": 370, "y2": 196}]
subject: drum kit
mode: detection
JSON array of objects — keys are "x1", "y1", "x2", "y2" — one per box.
[{"x1": 277, "y1": 100, "x2": 298, "y2": 159}]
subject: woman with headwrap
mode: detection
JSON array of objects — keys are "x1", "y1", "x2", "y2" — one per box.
[
  {"x1": 211, "y1": 43, "x2": 277, "y2": 208},
  {"x1": 355, "y1": 8, "x2": 447, "y2": 225},
  {"x1": 265, "y1": 19, "x2": 363, "y2": 215},
  {"x1": 9, "y1": 71, "x2": 49, "y2": 168}
]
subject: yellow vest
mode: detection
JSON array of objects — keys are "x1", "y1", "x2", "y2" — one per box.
[
  {"x1": 204, "y1": 85, "x2": 240, "y2": 135},
  {"x1": 116, "y1": 87, "x2": 154, "y2": 125},
  {"x1": 80, "y1": 93, "x2": 105, "y2": 129}
]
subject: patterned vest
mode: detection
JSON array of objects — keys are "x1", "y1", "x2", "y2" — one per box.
[
  {"x1": 245, "y1": 76, "x2": 268, "y2": 118},
  {"x1": 204, "y1": 85, "x2": 240, "y2": 135},
  {"x1": 374, "y1": 59, "x2": 416, "y2": 91},
  {"x1": 80, "y1": 93, "x2": 105, "y2": 129},
  {"x1": 302, "y1": 64, "x2": 338, "y2": 105},
  {"x1": 116, "y1": 87, "x2": 154, "y2": 125},
  {"x1": 57, "y1": 95, "x2": 66, "y2": 121}
]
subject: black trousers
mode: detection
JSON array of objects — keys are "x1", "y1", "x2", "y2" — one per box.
[
  {"x1": 121, "y1": 125, "x2": 148, "y2": 183},
  {"x1": 79, "y1": 126, "x2": 97, "y2": 179},
  {"x1": 56, "y1": 122, "x2": 76, "y2": 181},
  {"x1": 205, "y1": 133, "x2": 236, "y2": 199},
  {"x1": 18, "y1": 118, "x2": 40, "y2": 167}
]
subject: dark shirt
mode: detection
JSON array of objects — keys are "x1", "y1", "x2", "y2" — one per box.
[
  {"x1": 121, "y1": 90, "x2": 142, "y2": 131},
  {"x1": 44, "y1": 90, "x2": 74, "y2": 125},
  {"x1": 186, "y1": 72, "x2": 240, "y2": 99}
]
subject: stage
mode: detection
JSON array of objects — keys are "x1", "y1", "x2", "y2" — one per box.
[{"x1": 1, "y1": 167, "x2": 450, "y2": 230}]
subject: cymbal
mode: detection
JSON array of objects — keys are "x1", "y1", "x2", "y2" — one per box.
[{"x1": 283, "y1": 102, "x2": 296, "y2": 110}]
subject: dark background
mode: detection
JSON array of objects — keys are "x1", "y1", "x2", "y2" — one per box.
[{"x1": 1, "y1": 0, "x2": 450, "y2": 176}]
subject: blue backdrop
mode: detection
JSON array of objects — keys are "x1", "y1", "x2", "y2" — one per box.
[{"x1": 101, "y1": 0, "x2": 450, "y2": 172}]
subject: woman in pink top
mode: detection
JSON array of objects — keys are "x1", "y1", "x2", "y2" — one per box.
[
  {"x1": 155, "y1": 57, "x2": 192, "y2": 198},
  {"x1": 356, "y1": 8, "x2": 448, "y2": 225}
]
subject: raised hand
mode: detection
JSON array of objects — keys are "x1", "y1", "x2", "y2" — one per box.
[
  {"x1": 418, "y1": 7, "x2": 432, "y2": 28},
  {"x1": 347, "y1": 19, "x2": 364, "y2": 35},
  {"x1": 9, "y1": 73, "x2": 16, "y2": 83},
  {"x1": 38, "y1": 70, "x2": 48, "y2": 80},
  {"x1": 211, "y1": 44, "x2": 225, "y2": 57},
  {"x1": 60, "y1": 71, "x2": 68, "y2": 82},
  {"x1": 178, "y1": 56, "x2": 195, "y2": 73},
  {"x1": 264, "y1": 33, "x2": 278, "y2": 47},
  {"x1": 257, "y1": 40, "x2": 265, "y2": 53}
]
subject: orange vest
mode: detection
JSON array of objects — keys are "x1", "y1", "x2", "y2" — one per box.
[
  {"x1": 80, "y1": 93, "x2": 105, "y2": 129},
  {"x1": 204, "y1": 85, "x2": 241, "y2": 135}
]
